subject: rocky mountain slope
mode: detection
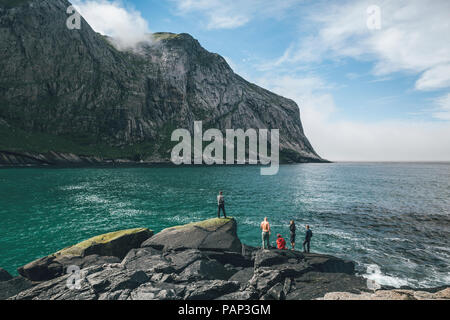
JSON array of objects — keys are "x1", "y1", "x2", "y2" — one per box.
[{"x1": 0, "y1": 0, "x2": 325, "y2": 165}]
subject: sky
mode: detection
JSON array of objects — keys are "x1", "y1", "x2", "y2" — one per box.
[{"x1": 71, "y1": 0, "x2": 450, "y2": 161}]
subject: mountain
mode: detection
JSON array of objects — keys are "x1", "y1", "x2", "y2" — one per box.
[{"x1": 0, "y1": 0, "x2": 325, "y2": 165}]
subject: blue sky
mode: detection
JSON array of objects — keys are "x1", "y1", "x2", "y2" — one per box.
[{"x1": 72, "y1": 0, "x2": 450, "y2": 161}]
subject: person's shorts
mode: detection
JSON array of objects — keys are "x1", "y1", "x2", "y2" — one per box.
[{"x1": 290, "y1": 232, "x2": 296, "y2": 243}]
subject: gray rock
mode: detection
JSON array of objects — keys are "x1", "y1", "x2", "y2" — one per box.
[
  {"x1": 130, "y1": 282, "x2": 185, "y2": 300},
  {"x1": 0, "y1": 276, "x2": 33, "y2": 300},
  {"x1": 303, "y1": 253, "x2": 355, "y2": 274},
  {"x1": 254, "y1": 249, "x2": 302, "y2": 268},
  {"x1": 98, "y1": 289, "x2": 132, "y2": 300},
  {"x1": 286, "y1": 272, "x2": 368, "y2": 300},
  {"x1": 319, "y1": 287, "x2": 450, "y2": 300},
  {"x1": 86, "y1": 268, "x2": 149, "y2": 294},
  {"x1": 8, "y1": 218, "x2": 375, "y2": 300},
  {"x1": 283, "y1": 277, "x2": 293, "y2": 295},
  {"x1": 142, "y1": 218, "x2": 242, "y2": 253},
  {"x1": 217, "y1": 289, "x2": 259, "y2": 300},
  {"x1": 177, "y1": 259, "x2": 232, "y2": 282},
  {"x1": 202, "y1": 250, "x2": 253, "y2": 268},
  {"x1": 249, "y1": 269, "x2": 283, "y2": 293},
  {"x1": 266, "y1": 283, "x2": 285, "y2": 300},
  {"x1": 121, "y1": 247, "x2": 174, "y2": 275},
  {"x1": 18, "y1": 228, "x2": 152, "y2": 281},
  {"x1": 164, "y1": 249, "x2": 204, "y2": 272},
  {"x1": 229, "y1": 268, "x2": 254, "y2": 285},
  {"x1": 0, "y1": 268, "x2": 13, "y2": 282},
  {"x1": 9, "y1": 273, "x2": 96, "y2": 300},
  {"x1": 184, "y1": 280, "x2": 241, "y2": 300}
]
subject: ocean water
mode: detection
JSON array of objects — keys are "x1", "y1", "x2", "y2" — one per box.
[{"x1": 1, "y1": 163, "x2": 449, "y2": 288}]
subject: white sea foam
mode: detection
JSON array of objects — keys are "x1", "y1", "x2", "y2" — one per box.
[
  {"x1": 109, "y1": 209, "x2": 146, "y2": 217},
  {"x1": 363, "y1": 264, "x2": 409, "y2": 288}
]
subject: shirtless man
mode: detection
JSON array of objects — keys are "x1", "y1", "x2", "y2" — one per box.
[{"x1": 260, "y1": 217, "x2": 271, "y2": 249}]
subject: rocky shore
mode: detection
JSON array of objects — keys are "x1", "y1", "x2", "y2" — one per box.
[{"x1": 1, "y1": 218, "x2": 448, "y2": 300}]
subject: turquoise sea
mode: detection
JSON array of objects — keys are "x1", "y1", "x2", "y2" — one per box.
[{"x1": 1, "y1": 163, "x2": 449, "y2": 288}]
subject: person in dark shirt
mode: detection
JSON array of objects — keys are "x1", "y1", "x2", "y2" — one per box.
[
  {"x1": 303, "y1": 225, "x2": 313, "y2": 253},
  {"x1": 289, "y1": 220, "x2": 296, "y2": 250}
]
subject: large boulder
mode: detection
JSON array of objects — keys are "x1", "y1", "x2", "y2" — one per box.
[
  {"x1": 55, "y1": 228, "x2": 153, "y2": 259},
  {"x1": 141, "y1": 218, "x2": 242, "y2": 253},
  {"x1": 18, "y1": 228, "x2": 153, "y2": 282}
]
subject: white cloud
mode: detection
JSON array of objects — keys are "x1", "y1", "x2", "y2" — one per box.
[
  {"x1": 170, "y1": 0, "x2": 299, "y2": 29},
  {"x1": 255, "y1": 74, "x2": 450, "y2": 161},
  {"x1": 276, "y1": 0, "x2": 450, "y2": 91},
  {"x1": 415, "y1": 64, "x2": 450, "y2": 91},
  {"x1": 72, "y1": 0, "x2": 152, "y2": 51},
  {"x1": 246, "y1": 0, "x2": 450, "y2": 161},
  {"x1": 432, "y1": 93, "x2": 450, "y2": 121}
]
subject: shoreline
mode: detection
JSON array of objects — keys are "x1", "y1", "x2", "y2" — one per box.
[{"x1": 1, "y1": 218, "x2": 448, "y2": 300}]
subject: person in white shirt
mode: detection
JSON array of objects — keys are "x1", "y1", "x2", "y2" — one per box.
[{"x1": 217, "y1": 191, "x2": 227, "y2": 218}]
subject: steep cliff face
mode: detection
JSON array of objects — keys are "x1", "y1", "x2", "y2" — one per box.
[{"x1": 0, "y1": 0, "x2": 325, "y2": 165}]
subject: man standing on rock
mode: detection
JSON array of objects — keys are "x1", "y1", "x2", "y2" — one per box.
[
  {"x1": 217, "y1": 191, "x2": 227, "y2": 218},
  {"x1": 303, "y1": 225, "x2": 313, "y2": 253},
  {"x1": 290, "y1": 220, "x2": 296, "y2": 250},
  {"x1": 261, "y1": 217, "x2": 271, "y2": 249}
]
